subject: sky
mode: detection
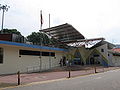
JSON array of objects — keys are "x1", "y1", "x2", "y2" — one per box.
[{"x1": 0, "y1": 0, "x2": 120, "y2": 44}]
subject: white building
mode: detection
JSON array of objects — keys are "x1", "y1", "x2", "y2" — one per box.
[
  {"x1": 0, "y1": 40, "x2": 67, "y2": 75},
  {"x1": 0, "y1": 23, "x2": 120, "y2": 75},
  {"x1": 66, "y1": 41, "x2": 115, "y2": 67},
  {"x1": 108, "y1": 49, "x2": 120, "y2": 66}
]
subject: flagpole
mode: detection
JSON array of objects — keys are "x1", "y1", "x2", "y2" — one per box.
[
  {"x1": 40, "y1": 10, "x2": 43, "y2": 30},
  {"x1": 39, "y1": 10, "x2": 43, "y2": 72},
  {"x1": 48, "y1": 13, "x2": 52, "y2": 69},
  {"x1": 49, "y1": 14, "x2": 50, "y2": 28}
]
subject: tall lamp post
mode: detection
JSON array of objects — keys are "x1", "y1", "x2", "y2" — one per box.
[{"x1": 0, "y1": 4, "x2": 10, "y2": 34}]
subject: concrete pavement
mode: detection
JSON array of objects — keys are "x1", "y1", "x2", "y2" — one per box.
[
  {"x1": 0, "y1": 66, "x2": 119, "y2": 88},
  {"x1": 2, "y1": 68, "x2": 120, "y2": 90}
]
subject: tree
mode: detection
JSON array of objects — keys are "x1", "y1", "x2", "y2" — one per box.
[
  {"x1": 0, "y1": 29, "x2": 21, "y2": 35},
  {"x1": 27, "y1": 32, "x2": 69, "y2": 48},
  {"x1": 27, "y1": 32, "x2": 50, "y2": 45}
]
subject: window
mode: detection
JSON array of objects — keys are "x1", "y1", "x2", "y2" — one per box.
[
  {"x1": 19, "y1": 50, "x2": 55, "y2": 57},
  {"x1": 42, "y1": 52, "x2": 49, "y2": 56},
  {"x1": 101, "y1": 49, "x2": 104, "y2": 52},
  {"x1": 42, "y1": 52, "x2": 55, "y2": 57},
  {"x1": 0, "y1": 48, "x2": 3, "y2": 64},
  {"x1": 93, "y1": 54, "x2": 99, "y2": 57},
  {"x1": 19, "y1": 50, "x2": 40, "y2": 56},
  {"x1": 51, "y1": 52, "x2": 55, "y2": 57}
]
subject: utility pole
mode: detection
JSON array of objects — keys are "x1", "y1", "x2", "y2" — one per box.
[{"x1": 0, "y1": 4, "x2": 10, "y2": 34}]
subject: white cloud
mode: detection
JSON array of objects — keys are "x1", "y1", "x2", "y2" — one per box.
[{"x1": 0, "y1": 0, "x2": 120, "y2": 43}]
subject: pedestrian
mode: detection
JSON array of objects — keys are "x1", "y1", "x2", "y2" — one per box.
[
  {"x1": 59, "y1": 58, "x2": 62, "y2": 67},
  {"x1": 66, "y1": 59, "x2": 69, "y2": 66},
  {"x1": 63, "y1": 56, "x2": 66, "y2": 66}
]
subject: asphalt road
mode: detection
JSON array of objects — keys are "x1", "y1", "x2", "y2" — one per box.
[{"x1": 3, "y1": 69, "x2": 120, "y2": 90}]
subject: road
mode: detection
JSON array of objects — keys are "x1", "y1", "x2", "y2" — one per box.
[{"x1": 3, "y1": 69, "x2": 120, "y2": 90}]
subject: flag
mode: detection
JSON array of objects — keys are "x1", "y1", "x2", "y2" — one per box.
[{"x1": 40, "y1": 10, "x2": 43, "y2": 28}]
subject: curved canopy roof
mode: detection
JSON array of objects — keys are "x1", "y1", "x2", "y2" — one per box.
[
  {"x1": 40, "y1": 23, "x2": 85, "y2": 44},
  {"x1": 40, "y1": 23, "x2": 106, "y2": 48}
]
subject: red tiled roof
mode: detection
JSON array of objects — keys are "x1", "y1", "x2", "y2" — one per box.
[{"x1": 112, "y1": 48, "x2": 120, "y2": 53}]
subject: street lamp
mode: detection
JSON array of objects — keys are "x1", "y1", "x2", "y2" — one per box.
[{"x1": 0, "y1": 4, "x2": 10, "y2": 34}]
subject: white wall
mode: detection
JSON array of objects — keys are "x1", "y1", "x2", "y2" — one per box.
[
  {"x1": 0, "y1": 46, "x2": 19, "y2": 74},
  {"x1": 96, "y1": 44, "x2": 108, "y2": 60},
  {"x1": 0, "y1": 45, "x2": 65, "y2": 75},
  {"x1": 111, "y1": 55, "x2": 120, "y2": 66},
  {"x1": 108, "y1": 52, "x2": 113, "y2": 66}
]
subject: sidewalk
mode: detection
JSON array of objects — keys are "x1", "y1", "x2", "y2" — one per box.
[{"x1": 0, "y1": 66, "x2": 119, "y2": 88}]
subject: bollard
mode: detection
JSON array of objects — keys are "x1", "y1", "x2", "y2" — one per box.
[
  {"x1": 68, "y1": 62, "x2": 71, "y2": 78},
  {"x1": 94, "y1": 66, "x2": 97, "y2": 73},
  {"x1": 17, "y1": 71, "x2": 20, "y2": 85},
  {"x1": 68, "y1": 69, "x2": 71, "y2": 78}
]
